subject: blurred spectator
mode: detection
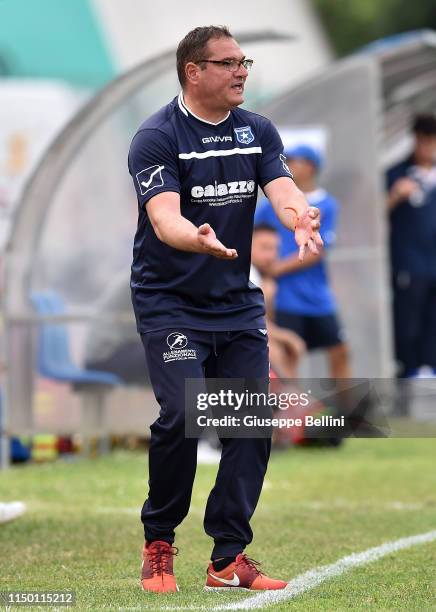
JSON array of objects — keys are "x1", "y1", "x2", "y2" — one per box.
[
  {"x1": 387, "y1": 114, "x2": 436, "y2": 377},
  {"x1": 255, "y1": 144, "x2": 351, "y2": 378},
  {"x1": 84, "y1": 272, "x2": 149, "y2": 385},
  {"x1": 84, "y1": 275, "x2": 221, "y2": 463},
  {"x1": 251, "y1": 224, "x2": 305, "y2": 377}
]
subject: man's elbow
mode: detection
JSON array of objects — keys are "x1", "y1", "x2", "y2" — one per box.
[{"x1": 149, "y1": 212, "x2": 167, "y2": 243}]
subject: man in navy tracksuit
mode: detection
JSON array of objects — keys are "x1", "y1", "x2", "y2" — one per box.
[
  {"x1": 386, "y1": 114, "x2": 436, "y2": 378},
  {"x1": 128, "y1": 25, "x2": 322, "y2": 593}
]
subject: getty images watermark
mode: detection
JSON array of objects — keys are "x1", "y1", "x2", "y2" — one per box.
[
  {"x1": 185, "y1": 378, "x2": 436, "y2": 439},
  {"x1": 195, "y1": 388, "x2": 344, "y2": 430}
]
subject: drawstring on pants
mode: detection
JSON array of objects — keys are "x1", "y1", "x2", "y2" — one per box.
[{"x1": 212, "y1": 332, "x2": 218, "y2": 357}]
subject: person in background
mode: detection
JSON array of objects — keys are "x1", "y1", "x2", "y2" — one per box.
[
  {"x1": 255, "y1": 144, "x2": 351, "y2": 379},
  {"x1": 250, "y1": 223, "x2": 305, "y2": 377},
  {"x1": 83, "y1": 274, "x2": 222, "y2": 465},
  {"x1": 84, "y1": 272, "x2": 149, "y2": 385},
  {"x1": 387, "y1": 114, "x2": 436, "y2": 378}
]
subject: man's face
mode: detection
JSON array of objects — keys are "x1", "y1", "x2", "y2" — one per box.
[
  {"x1": 415, "y1": 133, "x2": 436, "y2": 165},
  {"x1": 287, "y1": 158, "x2": 316, "y2": 186},
  {"x1": 195, "y1": 37, "x2": 249, "y2": 109},
  {"x1": 251, "y1": 230, "x2": 279, "y2": 272}
]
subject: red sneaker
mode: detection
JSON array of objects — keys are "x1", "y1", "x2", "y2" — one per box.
[
  {"x1": 205, "y1": 553, "x2": 288, "y2": 591},
  {"x1": 141, "y1": 540, "x2": 179, "y2": 593}
]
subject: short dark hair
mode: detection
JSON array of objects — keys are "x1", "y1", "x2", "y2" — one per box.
[
  {"x1": 176, "y1": 25, "x2": 233, "y2": 87},
  {"x1": 412, "y1": 114, "x2": 436, "y2": 135},
  {"x1": 253, "y1": 223, "x2": 277, "y2": 234}
]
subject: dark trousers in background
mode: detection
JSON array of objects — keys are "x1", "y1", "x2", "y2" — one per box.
[
  {"x1": 86, "y1": 341, "x2": 150, "y2": 385},
  {"x1": 392, "y1": 274, "x2": 436, "y2": 376},
  {"x1": 140, "y1": 328, "x2": 270, "y2": 559}
]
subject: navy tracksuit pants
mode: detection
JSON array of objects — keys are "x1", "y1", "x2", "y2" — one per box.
[{"x1": 140, "y1": 328, "x2": 270, "y2": 559}]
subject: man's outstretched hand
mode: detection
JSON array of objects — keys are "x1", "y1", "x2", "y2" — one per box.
[
  {"x1": 288, "y1": 206, "x2": 324, "y2": 261},
  {"x1": 197, "y1": 223, "x2": 238, "y2": 260}
]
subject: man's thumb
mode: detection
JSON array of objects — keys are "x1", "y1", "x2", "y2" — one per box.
[{"x1": 199, "y1": 223, "x2": 211, "y2": 234}]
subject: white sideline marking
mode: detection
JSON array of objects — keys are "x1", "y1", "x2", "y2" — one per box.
[
  {"x1": 160, "y1": 529, "x2": 436, "y2": 611},
  {"x1": 219, "y1": 529, "x2": 436, "y2": 610}
]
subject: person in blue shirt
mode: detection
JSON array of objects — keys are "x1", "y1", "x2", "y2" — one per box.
[
  {"x1": 128, "y1": 26, "x2": 323, "y2": 593},
  {"x1": 250, "y1": 223, "x2": 306, "y2": 378},
  {"x1": 386, "y1": 114, "x2": 436, "y2": 378},
  {"x1": 255, "y1": 144, "x2": 351, "y2": 379}
]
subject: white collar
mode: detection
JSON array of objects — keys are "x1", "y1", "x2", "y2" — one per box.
[{"x1": 178, "y1": 92, "x2": 230, "y2": 126}]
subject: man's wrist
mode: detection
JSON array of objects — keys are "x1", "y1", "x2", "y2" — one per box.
[
  {"x1": 284, "y1": 206, "x2": 299, "y2": 230},
  {"x1": 285, "y1": 206, "x2": 299, "y2": 217}
]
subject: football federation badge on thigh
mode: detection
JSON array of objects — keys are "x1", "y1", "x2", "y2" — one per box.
[{"x1": 163, "y1": 332, "x2": 197, "y2": 363}]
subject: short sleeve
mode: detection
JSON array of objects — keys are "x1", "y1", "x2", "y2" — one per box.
[
  {"x1": 386, "y1": 166, "x2": 398, "y2": 192},
  {"x1": 257, "y1": 119, "x2": 294, "y2": 189},
  {"x1": 386, "y1": 160, "x2": 408, "y2": 192},
  {"x1": 128, "y1": 128, "x2": 180, "y2": 208}
]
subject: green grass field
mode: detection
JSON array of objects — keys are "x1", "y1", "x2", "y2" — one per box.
[{"x1": 1, "y1": 438, "x2": 435, "y2": 611}]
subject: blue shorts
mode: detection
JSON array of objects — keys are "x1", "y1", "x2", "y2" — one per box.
[{"x1": 275, "y1": 311, "x2": 345, "y2": 350}]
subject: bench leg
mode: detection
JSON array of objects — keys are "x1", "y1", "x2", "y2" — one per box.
[{"x1": 80, "y1": 389, "x2": 110, "y2": 456}]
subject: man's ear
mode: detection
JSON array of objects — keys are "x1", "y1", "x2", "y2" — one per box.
[{"x1": 185, "y1": 62, "x2": 201, "y2": 85}]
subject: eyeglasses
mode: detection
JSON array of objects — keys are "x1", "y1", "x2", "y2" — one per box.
[{"x1": 198, "y1": 58, "x2": 254, "y2": 72}]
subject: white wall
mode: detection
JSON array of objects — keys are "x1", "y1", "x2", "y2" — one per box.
[
  {"x1": 0, "y1": 80, "x2": 84, "y2": 249},
  {"x1": 91, "y1": 0, "x2": 333, "y2": 100}
]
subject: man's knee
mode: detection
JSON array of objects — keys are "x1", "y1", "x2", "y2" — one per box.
[{"x1": 151, "y1": 405, "x2": 186, "y2": 434}]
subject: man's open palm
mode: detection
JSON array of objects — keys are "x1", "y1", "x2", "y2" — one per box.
[{"x1": 197, "y1": 224, "x2": 238, "y2": 259}]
